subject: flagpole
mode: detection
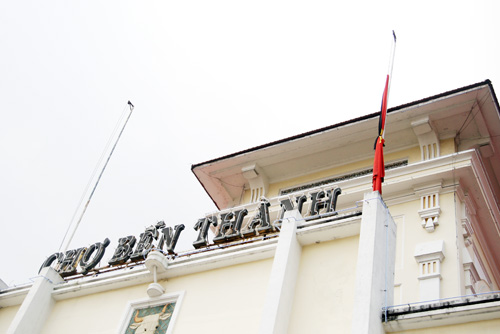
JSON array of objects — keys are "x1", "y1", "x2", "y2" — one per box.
[
  {"x1": 388, "y1": 31, "x2": 397, "y2": 81},
  {"x1": 373, "y1": 32, "x2": 397, "y2": 194},
  {"x1": 60, "y1": 101, "x2": 135, "y2": 252},
  {"x1": 383, "y1": 31, "x2": 397, "y2": 139}
]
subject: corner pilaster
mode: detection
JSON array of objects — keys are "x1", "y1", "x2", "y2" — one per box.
[
  {"x1": 259, "y1": 209, "x2": 303, "y2": 334},
  {"x1": 352, "y1": 191, "x2": 397, "y2": 334},
  {"x1": 7, "y1": 267, "x2": 63, "y2": 334}
]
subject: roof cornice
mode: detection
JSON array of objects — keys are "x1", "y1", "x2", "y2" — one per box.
[{"x1": 192, "y1": 80, "x2": 496, "y2": 170}]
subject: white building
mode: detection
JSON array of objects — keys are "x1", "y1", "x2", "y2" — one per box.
[{"x1": 1, "y1": 80, "x2": 500, "y2": 333}]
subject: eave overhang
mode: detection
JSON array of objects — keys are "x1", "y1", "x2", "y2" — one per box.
[{"x1": 192, "y1": 80, "x2": 500, "y2": 210}]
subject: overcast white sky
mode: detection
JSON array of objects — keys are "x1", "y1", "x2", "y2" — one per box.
[{"x1": 1, "y1": 0, "x2": 499, "y2": 286}]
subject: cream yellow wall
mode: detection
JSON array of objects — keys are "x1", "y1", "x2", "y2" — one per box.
[
  {"x1": 241, "y1": 133, "x2": 455, "y2": 203},
  {"x1": 440, "y1": 138, "x2": 456, "y2": 156},
  {"x1": 246, "y1": 138, "x2": 453, "y2": 203},
  {"x1": 268, "y1": 146, "x2": 420, "y2": 199},
  {"x1": 288, "y1": 235, "x2": 359, "y2": 333},
  {"x1": 389, "y1": 193, "x2": 461, "y2": 304},
  {"x1": 406, "y1": 145, "x2": 424, "y2": 164},
  {"x1": 0, "y1": 305, "x2": 19, "y2": 333},
  {"x1": 269, "y1": 158, "x2": 375, "y2": 198},
  {"x1": 239, "y1": 145, "x2": 421, "y2": 204},
  {"x1": 241, "y1": 140, "x2": 464, "y2": 308},
  {"x1": 391, "y1": 318, "x2": 500, "y2": 333},
  {"x1": 167, "y1": 258, "x2": 272, "y2": 333},
  {"x1": 41, "y1": 258, "x2": 272, "y2": 334}
]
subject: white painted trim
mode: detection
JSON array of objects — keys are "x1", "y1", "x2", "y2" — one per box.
[{"x1": 0, "y1": 285, "x2": 31, "y2": 308}]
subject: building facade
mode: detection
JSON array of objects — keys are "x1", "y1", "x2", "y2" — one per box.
[{"x1": 1, "y1": 80, "x2": 500, "y2": 333}]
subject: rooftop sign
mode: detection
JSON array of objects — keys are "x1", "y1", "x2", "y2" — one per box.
[{"x1": 40, "y1": 187, "x2": 342, "y2": 278}]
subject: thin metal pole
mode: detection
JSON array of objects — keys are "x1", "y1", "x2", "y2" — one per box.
[
  {"x1": 61, "y1": 101, "x2": 135, "y2": 252},
  {"x1": 383, "y1": 31, "x2": 397, "y2": 140},
  {"x1": 388, "y1": 31, "x2": 397, "y2": 85}
]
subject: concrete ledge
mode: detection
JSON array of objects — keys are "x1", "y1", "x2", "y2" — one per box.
[
  {"x1": 384, "y1": 295, "x2": 500, "y2": 332},
  {"x1": 297, "y1": 213, "x2": 361, "y2": 245},
  {"x1": 0, "y1": 286, "x2": 31, "y2": 308},
  {"x1": 3, "y1": 212, "x2": 362, "y2": 306},
  {"x1": 52, "y1": 238, "x2": 279, "y2": 301}
]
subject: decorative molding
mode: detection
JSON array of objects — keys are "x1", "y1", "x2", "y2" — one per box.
[
  {"x1": 242, "y1": 164, "x2": 269, "y2": 203},
  {"x1": 457, "y1": 182, "x2": 493, "y2": 289},
  {"x1": 411, "y1": 116, "x2": 440, "y2": 161},
  {"x1": 456, "y1": 183, "x2": 477, "y2": 217},
  {"x1": 414, "y1": 240, "x2": 445, "y2": 301},
  {"x1": 414, "y1": 240, "x2": 445, "y2": 279},
  {"x1": 471, "y1": 243, "x2": 493, "y2": 286},
  {"x1": 462, "y1": 218, "x2": 473, "y2": 247},
  {"x1": 414, "y1": 181, "x2": 443, "y2": 233},
  {"x1": 462, "y1": 248, "x2": 479, "y2": 295}
]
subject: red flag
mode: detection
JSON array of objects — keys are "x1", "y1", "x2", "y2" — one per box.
[
  {"x1": 372, "y1": 77, "x2": 388, "y2": 194},
  {"x1": 372, "y1": 136, "x2": 385, "y2": 193}
]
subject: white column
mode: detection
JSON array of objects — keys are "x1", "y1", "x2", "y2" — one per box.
[
  {"x1": 260, "y1": 209, "x2": 303, "y2": 334},
  {"x1": 352, "y1": 191, "x2": 397, "y2": 334},
  {"x1": 7, "y1": 267, "x2": 63, "y2": 334}
]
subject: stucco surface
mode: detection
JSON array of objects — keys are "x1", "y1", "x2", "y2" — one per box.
[
  {"x1": 40, "y1": 258, "x2": 272, "y2": 334},
  {"x1": 288, "y1": 236, "x2": 359, "y2": 333},
  {"x1": 0, "y1": 305, "x2": 19, "y2": 334}
]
